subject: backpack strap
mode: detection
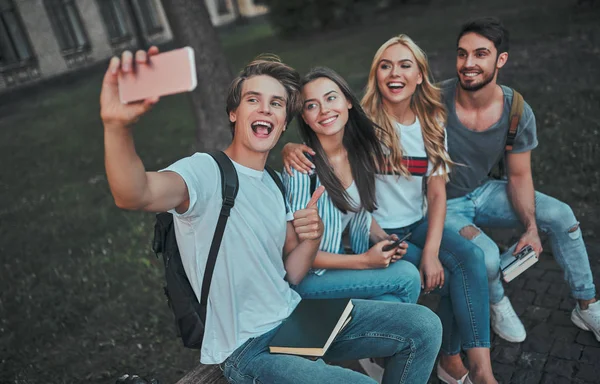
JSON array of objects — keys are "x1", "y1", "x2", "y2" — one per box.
[
  {"x1": 201, "y1": 151, "x2": 239, "y2": 313},
  {"x1": 505, "y1": 89, "x2": 524, "y2": 151},
  {"x1": 493, "y1": 89, "x2": 525, "y2": 179},
  {"x1": 264, "y1": 165, "x2": 289, "y2": 213}
]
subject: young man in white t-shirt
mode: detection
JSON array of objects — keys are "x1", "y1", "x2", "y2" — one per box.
[{"x1": 100, "y1": 48, "x2": 442, "y2": 383}]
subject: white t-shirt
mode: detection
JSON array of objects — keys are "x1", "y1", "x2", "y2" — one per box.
[
  {"x1": 339, "y1": 181, "x2": 360, "y2": 231},
  {"x1": 163, "y1": 153, "x2": 300, "y2": 364},
  {"x1": 374, "y1": 118, "x2": 449, "y2": 229}
]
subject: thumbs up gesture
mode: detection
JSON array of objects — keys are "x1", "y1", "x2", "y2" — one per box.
[{"x1": 292, "y1": 185, "x2": 325, "y2": 242}]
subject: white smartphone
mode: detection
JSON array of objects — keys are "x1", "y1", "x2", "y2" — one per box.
[{"x1": 118, "y1": 46, "x2": 197, "y2": 104}]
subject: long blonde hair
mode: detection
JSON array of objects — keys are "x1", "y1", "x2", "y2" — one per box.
[{"x1": 361, "y1": 34, "x2": 453, "y2": 180}]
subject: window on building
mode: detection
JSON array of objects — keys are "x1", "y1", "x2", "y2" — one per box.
[
  {"x1": 44, "y1": 0, "x2": 89, "y2": 54},
  {"x1": 0, "y1": 0, "x2": 34, "y2": 68},
  {"x1": 97, "y1": 0, "x2": 130, "y2": 42},
  {"x1": 216, "y1": 0, "x2": 230, "y2": 16},
  {"x1": 133, "y1": 0, "x2": 162, "y2": 35}
]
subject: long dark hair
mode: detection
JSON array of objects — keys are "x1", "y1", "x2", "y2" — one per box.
[{"x1": 298, "y1": 67, "x2": 387, "y2": 213}]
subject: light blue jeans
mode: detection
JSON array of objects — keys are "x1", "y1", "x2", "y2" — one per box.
[
  {"x1": 221, "y1": 299, "x2": 442, "y2": 384},
  {"x1": 384, "y1": 219, "x2": 490, "y2": 355},
  {"x1": 291, "y1": 259, "x2": 421, "y2": 304},
  {"x1": 446, "y1": 180, "x2": 596, "y2": 304}
]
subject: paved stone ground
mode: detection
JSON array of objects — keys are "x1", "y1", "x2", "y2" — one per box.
[{"x1": 416, "y1": 236, "x2": 600, "y2": 384}]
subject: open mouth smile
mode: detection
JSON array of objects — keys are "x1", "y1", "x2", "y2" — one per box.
[
  {"x1": 461, "y1": 71, "x2": 481, "y2": 78},
  {"x1": 319, "y1": 115, "x2": 338, "y2": 126},
  {"x1": 251, "y1": 120, "x2": 273, "y2": 137},
  {"x1": 387, "y1": 82, "x2": 405, "y2": 90}
]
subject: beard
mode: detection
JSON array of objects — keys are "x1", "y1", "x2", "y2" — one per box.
[{"x1": 457, "y1": 66, "x2": 497, "y2": 92}]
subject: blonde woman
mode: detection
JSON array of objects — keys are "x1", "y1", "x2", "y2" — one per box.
[{"x1": 282, "y1": 35, "x2": 496, "y2": 384}]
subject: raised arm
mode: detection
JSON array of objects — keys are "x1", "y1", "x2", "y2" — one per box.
[
  {"x1": 100, "y1": 48, "x2": 189, "y2": 213},
  {"x1": 281, "y1": 142, "x2": 315, "y2": 176},
  {"x1": 506, "y1": 150, "x2": 543, "y2": 255}
]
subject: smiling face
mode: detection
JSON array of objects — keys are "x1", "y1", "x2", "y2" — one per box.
[
  {"x1": 456, "y1": 32, "x2": 507, "y2": 91},
  {"x1": 301, "y1": 77, "x2": 352, "y2": 140},
  {"x1": 376, "y1": 43, "x2": 423, "y2": 109},
  {"x1": 229, "y1": 75, "x2": 288, "y2": 154}
]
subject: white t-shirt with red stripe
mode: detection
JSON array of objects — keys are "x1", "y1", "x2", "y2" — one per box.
[{"x1": 373, "y1": 118, "x2": 448, "y2": 229}]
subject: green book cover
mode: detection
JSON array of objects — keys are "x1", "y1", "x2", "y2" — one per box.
[{"x1": 268, "y1": 298, "x2": 353, "y2": 357}]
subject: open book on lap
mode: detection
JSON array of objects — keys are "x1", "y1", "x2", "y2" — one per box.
[{"x1": 269, "y1": 298, "x2": 354, "y2": 357}]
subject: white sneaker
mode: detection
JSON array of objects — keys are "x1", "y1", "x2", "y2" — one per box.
[
  {"x1": 358, "y1": 358, "x2": 384, "y2": 383},
  {"x1": 490, "y1": 296, "x2": 526, "y2": 342},
  {"x1": 571, "y1": 301, "x2": 600, "y2": 342}
]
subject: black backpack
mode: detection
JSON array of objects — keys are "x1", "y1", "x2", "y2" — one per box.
[{"x1": 151, "y1": 151, "x2": 286, "y2": 349}]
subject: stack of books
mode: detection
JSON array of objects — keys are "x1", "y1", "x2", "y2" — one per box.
[{"x1": 500, "y1": 244, "x2": 538, "y2": 283}]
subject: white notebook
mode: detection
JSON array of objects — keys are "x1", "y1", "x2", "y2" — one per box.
[{"x1": 500, "y1": 244, "x2": 538, "y2": 283}]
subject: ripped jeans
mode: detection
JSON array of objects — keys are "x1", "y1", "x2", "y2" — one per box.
[{"x1": 445, "y1": 180, "x2": 596, "y2": 304}]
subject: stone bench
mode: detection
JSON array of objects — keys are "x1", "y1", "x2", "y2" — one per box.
[
  {"x1": 175, "y1": 361, "x2": 364, "y2": 383},
  {"x1": 175, "y1": 364, "x2": 227, "y2": 384}
]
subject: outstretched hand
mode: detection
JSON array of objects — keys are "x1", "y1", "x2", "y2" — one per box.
[
  {"x1": 100, "y1": 47, "x2": 161, "y2": 128},
  {"x1": 292, "y1": 185, "x2": 325, "y2": 241}
]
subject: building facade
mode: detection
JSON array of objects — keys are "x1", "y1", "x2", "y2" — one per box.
[{"x1": 0, "y1": 0, "x2": 267, "y2": 93}]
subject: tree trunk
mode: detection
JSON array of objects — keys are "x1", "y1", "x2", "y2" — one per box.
[
  {"x1": 231, "y1": 0, "x2": 247, "y2": 25},
  {"x1": 160, "y1": 0, "x2": 233, "y2": 151}
]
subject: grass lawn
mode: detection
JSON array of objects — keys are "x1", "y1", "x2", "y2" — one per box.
[{"x1": 1, "y1": 0, "x2": 599, "y2": 382}]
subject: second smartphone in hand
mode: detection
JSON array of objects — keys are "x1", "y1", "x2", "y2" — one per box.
[{"x1": 382, "y1": 232, "x2": 412, "y2": 252}]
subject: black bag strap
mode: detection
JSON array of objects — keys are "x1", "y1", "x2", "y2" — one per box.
[
  {"x1": 505, "y1": 89, "x2": 524, "y2": 151},
  {"x1": 491, "y1": 88, "x2": 525, "y2": 179},
  {"x1": 264, "y1": 165, "x2": 289, "y2": 213},
  {"x1": 201, "y1": 151, "x2": 239, "y2": 310}
]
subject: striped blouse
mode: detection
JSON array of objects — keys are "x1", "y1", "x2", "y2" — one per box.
[{"x1": 282, "y1": 167, "x2": 372, "y2": 276}]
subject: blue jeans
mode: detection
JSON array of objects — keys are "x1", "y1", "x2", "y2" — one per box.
[
  {"x1": 446, "y1": 180, "x2": 596, "y2": 304},
  {"x1": 221, "y1": 299, "x2": 442, "y2": 384},
  {"x1": 291, "y1": 259, "x2": 421, "y2": 304},
  {"x1": 384, "y1": 219, "x2": 490, "y2": 355}
]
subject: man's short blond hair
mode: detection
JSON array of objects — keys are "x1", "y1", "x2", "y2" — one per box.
[{"x1": 226, "y1": 55, "x2": 301, "y2": 133}]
